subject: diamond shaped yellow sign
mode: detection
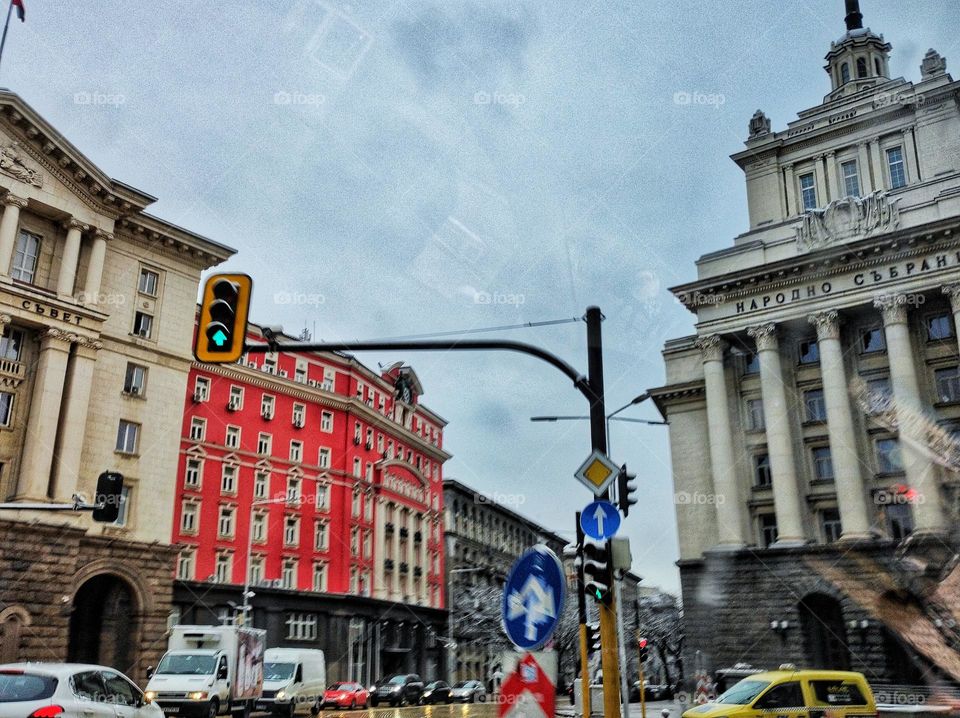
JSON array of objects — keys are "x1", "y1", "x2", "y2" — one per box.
[{"x1": 574, "y1": 450, "x2": 619, "y2": 496}]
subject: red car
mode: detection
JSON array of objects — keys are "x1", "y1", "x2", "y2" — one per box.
[{"x1": 321, "y1": 682, "x2": 369, "y2": 710}]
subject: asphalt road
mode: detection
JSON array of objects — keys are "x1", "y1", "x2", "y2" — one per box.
[{"x1": 270, "y1": 705, "x2": 499, "y2": 718}]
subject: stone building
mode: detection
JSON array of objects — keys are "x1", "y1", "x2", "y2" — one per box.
[
  {"x1": 652, "y1": 2, "x2": 960, "y2": 684},
  {"x1": 0, "y1": 90, "x2": 233, "y2": 682}
]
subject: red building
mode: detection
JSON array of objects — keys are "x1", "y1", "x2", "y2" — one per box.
[{"x1": 171, "y1": 320, "x2": 450, "y2": 682}]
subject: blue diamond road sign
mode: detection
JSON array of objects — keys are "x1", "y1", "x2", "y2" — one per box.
[
  {"x1": 501, "y1": 545, "x2": 566, "y2": 651},
  {"x1": 580, "y1": 500, "x2": 621, "y2": 540}
]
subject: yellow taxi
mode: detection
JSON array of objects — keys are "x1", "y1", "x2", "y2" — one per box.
[{"x1": 683, "y1": 666, "x2": 878, "y2": 718}]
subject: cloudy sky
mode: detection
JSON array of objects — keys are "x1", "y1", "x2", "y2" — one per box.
[{"x1": 7, "y1": 0, "x2": 959, "y2": 592}]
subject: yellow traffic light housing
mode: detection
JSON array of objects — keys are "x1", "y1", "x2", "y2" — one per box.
[{"x1": 195, "y1": 273, "x2": 252, "y2": 363}]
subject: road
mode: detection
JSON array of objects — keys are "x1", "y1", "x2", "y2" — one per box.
[{"x1": 275, "y1": 705, "x2": 499, "y2": 718}]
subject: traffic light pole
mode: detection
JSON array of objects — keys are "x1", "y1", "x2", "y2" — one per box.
[{"x1": 575, "y1": 511, "x2": 591, "y2": 718}]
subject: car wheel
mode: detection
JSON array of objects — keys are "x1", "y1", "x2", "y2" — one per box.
[
  {"x1": 349, "y1": 700, "x2": 356, "y2": 710},
  {"x1": 207, "y1": 698, "x2": 219, "y2": 718}
]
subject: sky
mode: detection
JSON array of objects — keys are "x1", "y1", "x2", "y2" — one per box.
[{"x1": 6, "y1": 0, "x2": 959, "y2": 594}]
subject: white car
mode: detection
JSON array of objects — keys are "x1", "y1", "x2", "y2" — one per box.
[{"x1": 0, "y1": 663, "x2": 163, "y2": 718}]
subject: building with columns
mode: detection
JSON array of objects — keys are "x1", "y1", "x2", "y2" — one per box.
[
  {"x1": 652, "y1": 2, "x2": 960, "y2": 684},
  {"x1": 172, "y1": 322, "x2": 449, "y2": 685},
  {"x1": 0, "y1": 90, "x2": 234, "y2": 681}
]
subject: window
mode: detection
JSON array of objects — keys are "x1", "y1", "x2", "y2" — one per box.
[
  {"x1": 189, "y1": 417, "x2": 206, "y2": 441},
  {"x1": 810, "y1": 680, "x2": 867, "y2": 706},
  {"x1": 0, "y1": 391, "x2": 13, "y2": 427},
  {"x1": 353, "y1": 422, "x2": 361, "y2": 443},
  {"x1": 289, "y1": 441, "x2": 303, "y2": 463},
  {"x1": 746, "y1": 399, "x2": 765, "y2": 431},
  {"x1": 886, "y1": 146, "x2": 906, "y2": 189},
  {"x1": 286, "y1": 476, "x2": 301, "y2": 501},
  {"x1": 249, "y1": 556, "x2": 265, "y2": 585},
  {"x1": 812, "y1": 447, "x2": 834, "y2": 481},
  {"x1": 221, "y1": 465, "x2": 237, "y2": 494},
  {"x1": 11, "y1": 230, "x2": 40, "y2": 283},
  {"x1": 759, "y1": 514, "x2": 778, "y2": 548},
  {"x1": 263, "y1": 354, "x2": 277, "y2": 374},
  {"x1": 194, "y1": 377, "x2": 210, "y2": 401},
  {"x1": 181, "y1": 502, "x2": 198, "y2": 533},
  {"x1": 292, "y1": 403, "x2": 306, "y2": 427},
  {"x1": 364, "y1": 495, "x2": 373, "y2": 521},
  {"x1": 856, "y1": 57, "x2": 868, "y2": 78},
  {"x1": 123, "y1": 364, "x2": 147, "y2": 395},
  {"x1": 177, "y1": 549, "x2": 195, "y2": 580},
  {"x1": 312, "y1": 563, "x2": 327, "y2": 592},
  {"x1": 840, "y1": 62, "x2": 850, "y2": 83},
  {"x1": 218, "y1": 507, "x2": 235, "y2": 537},
  {"x1": 322, "y1": 369, "x2": 335, "y2": 391},
  {"x1": 0, "y1": 326, "x2": 23, "y2": 361},
  {"x1": 286, "y1": 612, "x2": 317, "y2": 640},
  {"x1": 859, "y1": 326, "x2": 885, "y2": 353},
  {"x1": 743, "y1": 352, "x2": 760, "y2": 375},
  {"x1": 935, "y1": 367, "x2": 960, "y2": 403},
  {"x1": 352, "y1": 489, "x2": 361, "y2": 517},
  {"x1": 798, "y1": 338, "x2": 820, "y2": 364},
  {"x1": 863, "y1": 376, "x2": 891, "y2": 414},
  {"x1": 228, "y1": 385, "x2": 244, "y2": 409},
  {"x1": 115, "y1": 420, "x2": 140, "y2": 454},
  {"x1": 318, "y1": 447, "x2": 331, "y2": 469},
  {"x1": 281, "y1": 561, "x2": 297, "y2": 590},
  {"x1": 756, "y1": 681, "x2": 804, "y2": 710},
  {"x1": 754, "y1": 454, "x2": 771, "y2": 487},
  {"x1": 315, "y1": 484, "x2": 329, "y2": 511},
  {"x1": 284, "y1": 516, "x2": 300, "y2": 546},
  {"x1": 258, "y1": 433, "x2": 272, "y2": 455},
  {"x1": 377, "y1": 434, "x2": 384, "y2": 452},
  {"x1": 387, "y1": 440, "x2": 394, "y2": 459},
  {"x1": 821, "y1": 508, "x2": 842, "y2": 542},
  {"x1": 363, "y1": 530, "x2": 371, "y2": 558},
  {"x1": 261, "y1": 395, "x2": 275, "y2": 419},
  {"x1": 350, "y1": 527, "x2": 359, "y2": 556},
  {"x1": 185, "y1": 459, "x2": 202, "y2": 488},
  {"x1": 215, "y1": 553, "x2": 232, "y2": 583},
  {"x1": 294, "y1": 362, "x2": 307, "y2": 383},
  {"x1": 841, "y1": 160, "x2": 860, "y2": 198},
  {"x1": 884, "y1": 501, "x2": 914, "y2": 540},
  {"x1": 252, "y1": 512, "x2": 267, "y2": 543},
  {"x1": 314, "y1": 520, "x2": 328, "y2": 550},
  {"x1": 876, "y1": 438, "x2": 903, "y2": 473},
  {"x1": 254, "y1": 471, "x2": 268, "y2": 499},
  {"x1": 804, "y1": 389, "x2": 826, "y2": 422},
  {"x1": 138, "y1": 268, "x2": 160, "y2": 296},
  {"x1": 320, "y1": 411, "x2": 333, "y2": 432},
  {"x1": 225, "y1": 426, "x2": 240, "y2": 449},
  {"x1": 112, "y1": 485, "x2": 131, "y2": 527},
  {"x1": 927, "y1": 313, "x2": 955, "y2": 341},
  {"x1": 353, "y1": 457, "x2": 362, "y2": 478},
  {"x1": 799, "y1": 173, "x2": 817, "y2": 211},
  {"x1": 365, "y1": 462, "x2": 373, "y2": 481},
  {"x1": 133, "y1": 311, "x2": 153, "y2": 339}
]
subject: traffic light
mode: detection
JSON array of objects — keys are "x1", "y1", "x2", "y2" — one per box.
[
  {"x1": 639, "y1": 637, "x2": 649, "y2": 663},
  {"x1": 92, "y1": 472, "x2": 123, "y2": 523},
  {"x1": 195, "y1": 273, "x2": 253, "y2": 363},
  {"x1": 586, "y1": 622, "x2": 601, "y2": 654},
  {"x1": 617, "y1": 464, "x2": 638, "y2": 517},
  {"x1": 583, "y1": 540, "x2": 612, "y2": 606}
]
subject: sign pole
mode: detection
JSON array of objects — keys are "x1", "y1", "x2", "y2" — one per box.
[
  {"x1": 639, "y1": 653, "x2": 647, "y2": 718},
  {"x1": 575, "y1": 511, "x2": 591, "y2": 718}
]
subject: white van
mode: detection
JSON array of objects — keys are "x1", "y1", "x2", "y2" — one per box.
[{"x1": 259, "y1": 648, "x2": 326, "y2": 717}]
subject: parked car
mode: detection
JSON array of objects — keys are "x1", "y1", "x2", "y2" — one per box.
[
  {"x1": 260, "y1": 648, "x2": 326, "y2": 717},
  {"x1": 0, "y1": 663, "x2": 163, "y2": 718},
  {"x1": 319, "y1": 682, "x2": 368, "y2": 710},
  {"x1": 631, "y1": 682, "x2": 673, "y2": 702},
  {"x1": 370, "y1": 674, "x2": 424, "y2": 707},
  {"x1": 420, "y1": 681, "x2": 452, "y2": 704},
  {"x1": 449, "y1": 680, "x2": 487, "y2": 703}
]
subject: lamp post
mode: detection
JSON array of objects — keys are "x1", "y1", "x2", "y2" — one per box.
[
  {"x1": 240, "y1": 495, "x2": 297, "y2": 624},
  {"x1": 446, "y1": 566, "x2": 485, "y2": 684}
]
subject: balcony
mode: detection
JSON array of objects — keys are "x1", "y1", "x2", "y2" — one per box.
[
  {"x1": 399, "y1": 562, "x2": 409, "y2": 574},
  {"x1": 0, "y1": 358, "x2": 24, "y2": 388},
  {"x1": 384, "y1": 559, "x2": 394, "y2": 571}
]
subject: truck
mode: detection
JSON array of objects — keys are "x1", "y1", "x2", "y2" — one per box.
[
  {"x1": 144, "y1": 625, "x2": 266, "y2": 718},
  {"x1": 259, "y1": 648, "x2": 326, "y2": 717}
]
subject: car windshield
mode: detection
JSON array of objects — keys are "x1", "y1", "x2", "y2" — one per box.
[
  {"x1": 426, "y1": 682, "x2": 443, "y2": 689},
  {"x1": 453, "y1": 681, "x2": 470, "y2": 688},
  {"x1": 717, "y1": 680, "x2": 771, "y2": 705},
  {"x1": 264, "y1": 663, "x2": 295, "y2": 681},
  {"x1": 156, "y1": 654, "x2": 217, "y2": 676},
  {"x1": 0, "y1": 673, "x2": 58, "y2": 703},
  {"x1": 328, "y1": 683, "x2": 349, "y2": 690},
  {"x1": 387, "y1": 676, "x2": 406, "y2": 685}
]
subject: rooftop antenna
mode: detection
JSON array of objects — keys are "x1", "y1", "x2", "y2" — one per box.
[{"x1": 844, "y1": 0, "x2": 863, "y2": 31}]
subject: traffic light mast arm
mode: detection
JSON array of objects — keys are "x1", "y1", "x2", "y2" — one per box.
[{"x1": 0, "y1": 496, "x2": 91, "y2": 511}]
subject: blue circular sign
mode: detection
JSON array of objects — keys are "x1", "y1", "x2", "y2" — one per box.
[
  {"x1": 501, "y1": 545, "x2": 566, "y2": 650},
  {"x1": 580, "y1": 500, "x2": 621, "y2": 540}
]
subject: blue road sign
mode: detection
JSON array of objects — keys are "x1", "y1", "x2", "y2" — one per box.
[
  {"x1": 580, "y1": 500, "x2": 621, "y2": 540},
  {"x1": 501, "y1": 545, "x2": 566, "y2": 650}
]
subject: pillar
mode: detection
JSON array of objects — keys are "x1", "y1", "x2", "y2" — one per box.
[
  {"x1": 808, "y1": 311, "x2": 871, "y2": 538},
  {"x1": 56, "y1": 219, "x2": 87, "y2": 297},
  {"x1": 50, "y1": 337, "x2": 101, "y2": 501},
  {"x1": 783, "y1": 164, "x2": 796, "y2": 217},
  {"x1": 826, "y1": 151, "x2": 839, "y2": 201},
  {"x1": 746, "y1": 323, "x2": 806, "y2": 545},
  {"x1": 869, "y1": 136, "x2": 885, "y2": 191},
  {"x1": 374, "y1": 497, "x2": 386, "y2": 599},
  {"x1": 902, "y1": 127, "x2": 919, "y2": 183},
  {"x1": 858, "y1": 143, "x2": 873, "y2": 194},
  {"x1": 874, "y1": 295, "x2": 946, "y2": 533},
  {"x1": 405, "y1": 512, "x2": 415, "y2": 599},
  {"x1": 813, "y1": 154, "x2": 827, "y2": 208},
  {"x1": 82, "y1": 230, "x2": 112, "y2": 304},
  {"x1": 943, "y1": 285, "x2": 960, "y2": 354},
  {"x1": 0, "y1": 194, "x2": 27, "y2": 277},
  {"x1": 14, "y1": 328, "x2": 73, "y2": 501},
  {"x1": 695, "y1": 334, "x2": 746, "y2": 547}
]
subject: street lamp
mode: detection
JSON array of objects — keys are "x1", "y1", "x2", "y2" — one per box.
[
  {"x1": 240, "y1": 495, "x2": 298, "y2": 623},
  {"x1": 446, "y1": 566, "x2": 485, "y2": 684}
]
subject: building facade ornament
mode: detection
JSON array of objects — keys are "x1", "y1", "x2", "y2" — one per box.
[
  {"x1": 874, "y1": 293, "x2": 909, "y2": 325},
  {"x1": 0, "y1": 143, "x2": 42, "y2": 187},
  {"x1": 747, "y1": 323, "x2": 778, "y2": 351},
  {"x1": 0, "y1": 314, "x2": 11, "y2": 326},
  {"x1": 92, "y1": 229, "x2": 114, "y2": 242},
  {"x1": 921, "y1": 48, "x2": 947, "y2": 79},
  {"x1": 2, "y1": 193, "x2": 27, "y2": 209},
  {"x1": 64, "y1": 218, "x2": 88, "y2": 233},
  {"x1": 694, "y1": 334, "x2": 725, "y2": 362},
  {"x1": 809, "y1": 310, "x2": 840, "y2": 340},
  {"x1": 942, "y1": 284, "x2": 960, "y2": 310},
  {"x1": 41, "y1": 327, "x2": 73, "y2": 345},
  {"x1": 748, "y1": 110, "x2": 771, "y2": 139},
  {"x1": 795, "y1": 190, "x2": 901, "y2": 251}
]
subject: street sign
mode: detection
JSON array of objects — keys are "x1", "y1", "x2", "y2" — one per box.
[
  {"x1": 498, "y1": 652, "x2": 557, "y2": 718},
  {"x1": 502, "y1": 545, "x2": 566, "y2": 651},
  {"x1": 574, "y1": 449, "x2": 619, "y2": 496},
  {"x1": 580, "y1": 500, "x2": 620, "y2": 540}
]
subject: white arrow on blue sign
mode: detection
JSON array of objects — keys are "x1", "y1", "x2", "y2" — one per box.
[
  {"x1": 580, "y1": 500, "x2": 621, "y2": 540},
  {"x1": 501, "y1": 545, "x2": 566, "y2": 651}
]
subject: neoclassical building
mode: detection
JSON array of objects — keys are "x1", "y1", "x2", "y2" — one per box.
[
  {"x1": 0, "y1": 90, "x2": 234, "y2": 681},
  {"x1": 652, "y1": 2, "x2": 960, "y2": 683}
]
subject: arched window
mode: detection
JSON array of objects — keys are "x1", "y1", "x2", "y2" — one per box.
[
  {"x1": 841, "y1": 63, "x2": 850, "y2": 84},
  {"x1": 875, "y1": 58, "x2": 882, "y2": 76},
  {"x1": 857, "y1": 57, "x2": 868, "y2": 78},
  {"x1": 799, "y1": 594, "x2": 850, "y2": 669}
]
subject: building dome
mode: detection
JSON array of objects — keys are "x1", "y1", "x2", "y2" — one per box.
[{"x1": 823, "y1": 0, "x2": 892, "y2": 101}]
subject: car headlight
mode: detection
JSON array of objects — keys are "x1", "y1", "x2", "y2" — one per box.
[
  {"x1": 276, "y1": 691, "x2": 287, "y2": 701},
  {"x1": 188, "y1": 692, "x2": 208, "y2": 701},
  {"x1": 144, "y1": 692, "x2": 156, "y2": 703},
  {"x1": 391, "y1": 686, "x2": 402, "y2": 692}
]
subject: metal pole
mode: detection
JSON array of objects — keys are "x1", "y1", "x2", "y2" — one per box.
[
  {"x1": 448, "y1": 590, "x2": 455, "y2": 683},
  {"x1": 576, "y1": 511, "x2": 591, "y2": 718},
  {"x1": 240, "y1": 500, "x2": 257, "y2": 624},
  {"x1": 615, "y1": 577, "x2": 631, "y2": 718},
  {"x1": 639, "y1": 649, "x2": 647, "y2": 718},
  {"x1": 0, "y1": 1, "x2": 14, "y2": 75}
]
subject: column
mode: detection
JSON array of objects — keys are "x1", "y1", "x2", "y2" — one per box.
[
  {"x1": 14, "y1": 329, "x2": 73, "y2": 501},
  {"x1": 813, "y1": 154, "x2": 828, "y2": 208},
  {"x1": 858, "y1": 143, "x2": 874, "y2": 194},
  {"x1": 694, "y1": 334, "x2": 746, "y2": 547},
  {"x1": 50, "y1": 337, "x2": 102, "y2": 501},
  {"x1": 808, "y1": 311, "x2": 871, "y2": 538},
  {"x1": 0, "y1": 194, "x2": 27, "y2": 277},
  {"x1": 869, "y1": 136, "x2": 885, "y2": 191},
  {"x1": 902, "y1": 127, "x2": 919, "y2": 183},
  {"x1": 775, "y1": 163, "x2": 787, "y2": 220},
  {"x1": 825, "y1": 151, "x2": 839, "y2": 201},
  {"x1": 405, "y1": 513, "x2": 415, "y2": 599},
  {"x1": 874, "y1": 296, "x2": 946, "y2": 533},
  {"x1": 418, "y1": 519, "x2": 429, "y2": 602},
  {"x1": 390, "y1": 507, "x2": 400, "y2": 599},
  {"x1": 56, "y1": 219, "x2": 87, "y2": 297},
  {"x1": 373, "y1": 497, "x2": 386, "y2": 599},
  {"x1": 82, "y1": 229, "x2": 112, "y2": 304},
  {"x1": 943, "y1": 285, "x2": 960, "y2": 353},
  {"x1": 746, "y1": 323, "x2": 806, "y2": 545},
  {"x1": 783, "y1": 164, "x2": 796, "y2": 217}
]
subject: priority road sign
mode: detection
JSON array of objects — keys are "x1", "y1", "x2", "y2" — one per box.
[
  {"x1": 580, "y1": 500, "x2": 620, "y2": 540},
  {"x1": 574, "y1": 450, "x2": 619, "y2": 496},
  {"x1": 502, "y1": 545, "x2": 566, "y2": 651}
]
